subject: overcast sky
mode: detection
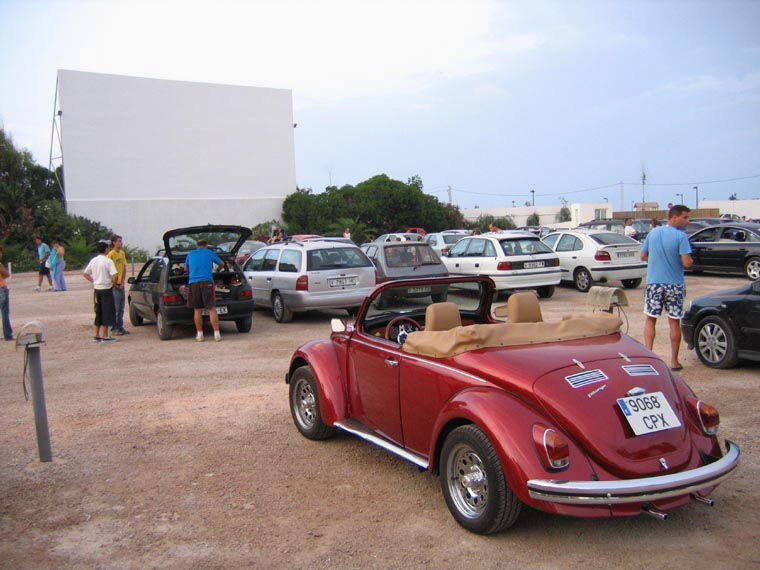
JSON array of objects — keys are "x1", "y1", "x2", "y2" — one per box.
[{"x1": 1, "y1": 0, "x2": 758, "y2": 209}]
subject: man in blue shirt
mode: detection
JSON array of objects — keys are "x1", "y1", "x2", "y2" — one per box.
[
  {"x1": 185, "y1": 240, "x2": 226, "y2": 342},
  {"x1": 34, "y1": 236, "x2": 53, "y2": 292},
  {"x1": 640, "y1": 205, "x2": 693, "y2": 370}
]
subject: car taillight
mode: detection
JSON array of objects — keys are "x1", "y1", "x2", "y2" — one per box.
[
  {"x1": 533, "y1": 425, "x2": 570, "y2": 470},
  {"x1": 497, "y1": 261, "x2": 512, "y2": 270},
  {"x1": 594, "y1": 250, "x2": 611, "y2": 261},
  {"x1": 296, "y1": 275, "x2": 309, "y2": 291},
  {"x1": 162, "y1": 294, "x2": 182, "y2": 305},
  {"x1": 240, "y1": 289, "x2": 252, "y2": 299},
  {"x1": 688, "y1": 397, "x2": 719, "y2": 435}
]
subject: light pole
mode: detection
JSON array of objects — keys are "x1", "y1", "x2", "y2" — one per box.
[
  {"x1": 676, "y1": 192, "x2": 684, "y2": 205},
  {"x1": 694, "y1": 186, "x2": 699, "y2": 209},
  {"x1": 530, "y1": 189, "x2": 535, "y2": 206}
]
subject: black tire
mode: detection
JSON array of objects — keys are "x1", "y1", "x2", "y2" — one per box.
[
  {"x1": 536, "y1": 286, "x2": 554, "y2": 299},
  {"x1": 236, "y1": 316, "x2": 252, "y2": 333},
  {"x1": 573, "y1": 267, "x2": 592, "y2": 292},
  {"x1": 129, "y1": 300, "x2": 144, "y2": 326},
  {"x1": 439, "y1": 425, "x2": 521, "y2": 534},
  {"x1": 744, "y1": 257, "x2": 760, "y2": 281},
  {"x1": 289, "y1": 366, "x2": 336, "y2": 440},
  {"x1": 272, "y1": 292, "x2": 293, "y2": 323},
  {"x1": 156, "y1": 311, "x2": 173, "y2": 340},
  {"x1": 621, "y1": 278, "x2": 642, "y2": 289},
  {"x1": 694, "y1": 315, "x2": 739, "y2": 369}
]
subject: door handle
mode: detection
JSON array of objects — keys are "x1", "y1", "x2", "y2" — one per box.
[
  {"x1": 455, "y1": 263, "x2": 459, "y2": 268},
  {"x1": 572, "y1": 256, "x2": 577, "y2": 259},
  {"x1": 474, "y1": 263, "x2": 480, "y2": 268},
  {"x1": 384, "y1": 358, "x2": 399, "y2": 367},
  {"x1": 266, "y1": 277, "x2": 272, "y2": 281},
  {"x1": 248, "y1": 276, "x2": 253, "y2": 281}
]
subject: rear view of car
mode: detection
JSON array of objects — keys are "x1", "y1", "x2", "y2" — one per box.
[
  {"x1": 425, "y1": 230, "x2": 469, "y2": 257},
  {"x1": 244, "y1": 241, "x2": 376, "y2": 322}
]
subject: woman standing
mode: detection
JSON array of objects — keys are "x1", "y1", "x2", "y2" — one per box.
[{"x1": 52, "y1": 240, "x2": 67, "y2": 291}]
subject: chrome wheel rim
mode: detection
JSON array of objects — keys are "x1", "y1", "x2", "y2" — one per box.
[
  {"x1": 576, "y1": 271, "x2": 590, "y2": 290},
  {"x1": 273, "y1": 296, "x2": 283, "y2": 320},
  {"x1": 446, "y1": 443, "x2": 488, "y2": 519},
  {"x1": 292, "y1": 377, "x2": 316, "y2": 430},
  {"x1": 697, "y1": 323, "x2": 728, "y2": 363},
  {"x1": 747, "y1": 259, "x2": 760, "y2": 280}
]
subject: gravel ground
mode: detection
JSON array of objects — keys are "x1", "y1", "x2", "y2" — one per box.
[{"x1": 0, "y1": 269, "x2": 758, "y2": 569}]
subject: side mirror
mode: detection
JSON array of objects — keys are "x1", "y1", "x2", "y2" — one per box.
[
  {"x1": 127, "y1": 276, "x2": 136, "y2": 284},
  {"x1": 331, "y1": 318, "x2": 347, "y2": 333}
]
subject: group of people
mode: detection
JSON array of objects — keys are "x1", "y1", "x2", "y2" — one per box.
[
  {"x1": 81, "y1": 235, "x2": 129, "y2": 342},
  {"x1": 34, "y1": 237, "x2": 67, "y2": 292}
]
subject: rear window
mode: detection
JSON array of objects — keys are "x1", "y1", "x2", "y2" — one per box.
[
  {"x1": 499, "y1": 238, "x2": 552, "y2": 256},
  {"x1": 590, "y1": 233, "x2": 639, "y2": 246},
  {"x1": 307, "y1": 247, "x2": 372, "y2": 271},
  {"x1": 385, "y1": 244, "x2": 441, "y2": 267},
  {"x1": 443, "y1": 234, "x2": 464, "y2": 244}
]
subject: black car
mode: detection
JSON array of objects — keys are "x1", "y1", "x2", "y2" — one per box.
[
  {"x1": 682, "y1": 279, "x2": 760, "y2": 368},
  {"x1": 688, "y1": 223, "x2": 760, "y2": 280},
  {"x1": 127, "y1": 225, "x2": 255, "y2": 340}
]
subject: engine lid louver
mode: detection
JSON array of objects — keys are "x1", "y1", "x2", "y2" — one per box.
[{"x1": 564, "y1": 369, "x2": 608, "y2": 389}]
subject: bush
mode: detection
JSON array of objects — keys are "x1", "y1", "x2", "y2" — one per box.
[
  {"x1": 526, "y1": 212, "x2": 540, "y2": 226},
  {"x1": 1, "y1": 241, "x2": 37, "y2": 272},
  {"x1": 123, "y1": 244, "x2": 149, "y2": 263},
  {"x1": 65, "y1": 237, "x2": 94, "y2": 269},
  {"x1": 469, "y1": 214, "x2": 516, "y2": 233}
]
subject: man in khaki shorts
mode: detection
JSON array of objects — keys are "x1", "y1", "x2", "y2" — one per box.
[{"x1": 185, "y1": 240, "x2": 225, "y2": 342}]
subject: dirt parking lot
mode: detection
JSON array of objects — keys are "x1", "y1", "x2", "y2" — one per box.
[{"x1": 1, "y1": 269, "x2": 758, "y2": 569}]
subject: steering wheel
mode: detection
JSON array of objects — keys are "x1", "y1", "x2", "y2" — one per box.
[{"x1": 385, "y1": 316, "x2": 423, "y2": 344}]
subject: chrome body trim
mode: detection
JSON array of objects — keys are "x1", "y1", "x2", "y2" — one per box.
[
  {"x1": 334, "y1": 419, "x2": 429, "y2": 469},
  {"x1": 527, "y1": 440, "x2": 740, "y2": 505}
]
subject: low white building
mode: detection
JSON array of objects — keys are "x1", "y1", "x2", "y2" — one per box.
[
  {"x1": 461, "y1": 202, "x2": 611, "y2": 227},
  {"x1": 699, "y1": 199, "x2": 760, "y2": 220}
]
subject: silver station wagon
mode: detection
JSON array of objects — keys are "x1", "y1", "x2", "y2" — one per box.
[{"x1": 243, "y1": 240, "x2": 376, "y2": 322}]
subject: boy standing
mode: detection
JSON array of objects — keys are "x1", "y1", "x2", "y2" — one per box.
[
  {"x1": 185, "y1": 240, "x2": 224, "y2": 342},
  {"x1": 640, "y1": 205, "x2": 693, "y2": 370},
  {"x1": 83, "y1": 242, "x2": 119, "y2": 343},
  {"x1": 107, "y1": 235, "x2": 129, "y2": 335},
  {"x1": 34, "y1": 236, "x2": 53, "y2": 291},
  {"x1": 0, "y1": 246, "x2": 13, "y2": 340}
]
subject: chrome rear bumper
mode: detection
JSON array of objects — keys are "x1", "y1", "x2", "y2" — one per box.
[{"x1": 527, "y1": 440, "x2": 740, "y2": 505}]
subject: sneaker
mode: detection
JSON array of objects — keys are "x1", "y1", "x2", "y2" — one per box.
[
  {"x1": 196, "y1": 332, "x2": 204, "y2": 342},
  {"x1": 47, "y1": 286, "x2": 54, "y2": 291},
  {"x1": 214, "y1": 331, "x2": 222, "y2": 342},
  {"x1": 93, "y1": 337, "x2": 103, "y2": 343},
  {"x1": 34, "y1": 286, "x2": 41, "y2": 292},
  {"x1": 113, "y1": 328, "x2": 130, "y2": 336},
  {"x1": 101, "y1": 337, "x2": 118, "y2": 343}
]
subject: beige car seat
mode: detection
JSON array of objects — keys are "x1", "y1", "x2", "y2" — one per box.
[
  {"x1": 425, "y1": 302, "x2": 462, "y2": 331},
  {"x1": 506, "y1": 291, "x2": 543, "y2": 323}
]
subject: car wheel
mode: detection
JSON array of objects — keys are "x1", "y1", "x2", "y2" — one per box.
[
  {"x1": 129, "y1": 301, "x2": 144, "y2": 326},
  {"x1": 621, "y1": 278, "x2": 642, "y2": 289},
  {"x1": 695, "y1": 316, "x2": 738, "y2": 369},
  {"x1": 156, "y1": 311, "x2": 173, "y2": 340},
  {"x1": 744, "y1": 257, "x2": 760, "y2": 280},
  {"x1": 272, "y1": 292, "x2": 293, "y2": 323},
  {"x1": 235, "y1": 316, "x2": 252, "y2": 333},
  {"x1": 574, "y1": 267, "x2": 592, "y2": 292},
  {"x1": 289, "y1": 365, "x2": 336, "y2": 440},
  {"x1": 439, "y1": 425, "x2": 521, "y2": 534},
  {"x1": 536, "y1": 286, "x2": 554, "y2": 299}
]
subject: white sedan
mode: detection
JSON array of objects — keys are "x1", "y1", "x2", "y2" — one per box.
[
  {"x1": 442, "y1": 232, "x2": 561, "y2": 298},
  {"x1": 541, "y1": 230, "x2": 646, "y2": 292}
]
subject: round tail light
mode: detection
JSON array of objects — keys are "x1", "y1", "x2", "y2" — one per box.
[
  {"x1": 533, "y1": 424, "x2": 570, "y2": 470},
  {"x1": 688, "y1": 397, "x2": 719, "y2": 435}
]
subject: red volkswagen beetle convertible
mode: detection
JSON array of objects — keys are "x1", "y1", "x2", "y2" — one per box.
[{"x1": 286, "y1": 276, "x2": 740, "y2": 534}]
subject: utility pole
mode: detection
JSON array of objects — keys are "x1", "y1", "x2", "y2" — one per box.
[
  {"x1": 641, "y1": 168, "x2": 647, "y2": 217},
  {"x1": 676, "y1": 192, "x2": 684, "y2": 205},
  {"x1": 511, "y1": 200, "x2": 516, "y2": 208},
  {"x1": 447, "y1": 185, "x2": 453, "y2": 205},
  {"x1": 620, "y1": 181, "x2": 624, "y2": 213},
  {"x1": 693, "y1": 185, "x2": 699, "y2": 209},
  {"x1": 530, "y1": 189, "x2": 535, "y2": 206}
]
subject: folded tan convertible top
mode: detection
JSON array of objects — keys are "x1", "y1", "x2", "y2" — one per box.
[{"x1": 402, "y1": 313, "x2": 623, "y2": 358}]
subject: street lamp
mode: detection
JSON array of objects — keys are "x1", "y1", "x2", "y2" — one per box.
[
  {"x1": 694, "y1": 186, "x2": 699, "y2": 209},
  {"x1": 676, "y1": 192, "x2": 684, "y2": 205},
  {"x1": 530, "y1": 189, "x2": 535, "y2": 206}
]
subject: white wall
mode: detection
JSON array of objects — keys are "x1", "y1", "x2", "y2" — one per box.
[
  {"x1": 700, "y1": 199, "x2": 760, "y2": 220},
  {"x1": 59, "y1": 70, "x2": 295, "y2": 251},
  {"x1": 461, "y1": 202, "x2": 610, "y2": 227}
]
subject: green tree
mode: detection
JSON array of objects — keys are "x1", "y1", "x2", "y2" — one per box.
[
  {"x1": 527, "y1": 212, "x2": 541, "y2": 226},
  {"x1": 470, "y1": 214, "x2": 516, "y2": 233},
  {"x1": 556, "y1": 206, "x2": 571, "y2": 222},
  {"x1": 326, "y1": 216, "x2": 375, "y2": 244}
]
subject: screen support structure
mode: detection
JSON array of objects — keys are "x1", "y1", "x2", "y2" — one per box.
[{"x1": 48, "y1": 75, "x2": 65, "y2": 210}]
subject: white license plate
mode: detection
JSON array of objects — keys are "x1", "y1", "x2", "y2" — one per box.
[
  {"x1": 407, "y1": 286, "x2": 431, "y2": 294},
  {"x1": 328, "y1": 277, "x2": 358, "y2": 287},
  {"x1": 524, "y1": 261, "x2": 545, "y2": 269},
  {"x1": 202, "y1": 306, "x2": 228, "y2": 315},
  {"x1": 617, "y1": 251, "x2": 636, "y2": 258},
  {"x1": 616, "y1": 391, "x2": 681, "y2": 435}
]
